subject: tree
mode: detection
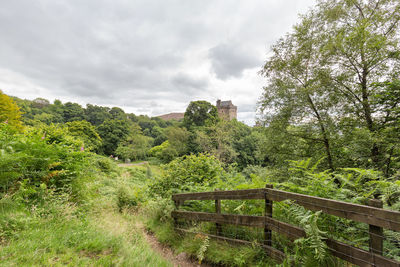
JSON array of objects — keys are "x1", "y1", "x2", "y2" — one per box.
[
  {"x1": 137, "y1": 115, "x2": 157, "y2": 134},
  {"x1": 260, "y1": 10, "x2": 336, "y2": 171},
  {"x1": 110, "y1": 107, "x2": 126, "y2": 121},
  {"x1": 115, "y1": 134, "x2": 153, "y2": 161},
  {"x1": 149, "y1": 140, "x2": 177, "y2": 163},
  {"x1": 376, "y1": 80, "x2": 400, "y2": 125},
  {"x1": 183, "y1": 101, "x2": 219, "y2": 129},
  {"x1": 63, "y1": 102, "x2": 85, "y2": 122},
  {"x1": 85, "y1": 104, "x2": 111, "y2": 126},
  {"x1": 97, "y1": 119, "x2": 130, "y2": 155},
  {"x1": 66, "y1": 120, "x2": 102, "y2": 152},
  {"x1": 321, "y1": 0, "x2": 400, "y2": 169},
  {"x1": 0, "y1": 90, "x2": 23, "y2": 130},
  {"x1": 259, "y1": 0, "x2": 400, "y2": 172},
  {"x1": 165, "y1": 126, "x2": 189, "y2": 156},
  {"x1": 150, "y1": 126, "x2": 167, "y2": 146}
]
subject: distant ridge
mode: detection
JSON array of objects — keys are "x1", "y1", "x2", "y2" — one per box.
[{"x1": 157, "y1": 112, "x2": 184, "y2": 121}]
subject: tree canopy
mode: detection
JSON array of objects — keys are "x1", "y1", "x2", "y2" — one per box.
[
  {"x1": 0, "y1": 90, "x2": 23, "y2": 130},
  {"x1": 183, "y1": 101, "x2": 219, "y2": 129},
  {"x1": 259, "y1": 0, "x2": 400, "y2": 174}
]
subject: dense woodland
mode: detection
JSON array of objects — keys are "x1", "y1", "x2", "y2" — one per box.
[{"x1": 1, "y1": 0, "x2": 400, "y2": 266}]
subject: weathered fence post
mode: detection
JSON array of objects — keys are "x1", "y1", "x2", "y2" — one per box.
[
  {"x1": 174, "y1": 200, "x2": 180, "y2": 228},
  {"x1": 367, "y1": 199, "x2": 383, "y2": 255},
  {"x1": 264, "y1": 184, "x2": 273, "y2": 247},
  {"x1": 215, "y1": 189, "x2": 222, "y2": 236}
]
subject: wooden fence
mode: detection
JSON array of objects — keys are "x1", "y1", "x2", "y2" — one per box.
[{"x1": 171, "y1": 185, "x2": 400, "y2": 267}]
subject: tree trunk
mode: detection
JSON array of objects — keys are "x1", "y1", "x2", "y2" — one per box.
[
  {"x1": 360, "y1": 70, "x2": 380, "y2": 168},
  {"x1": 306, "y1": 94, "x2": 335, "y2": 172}
]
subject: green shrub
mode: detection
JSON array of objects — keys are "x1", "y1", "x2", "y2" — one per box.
[
  {"x1": 0, "y1": 123, "x2": 90, "y2": 202},
  {"x1": 116, "y1": 187, "x2": 137, "y2": 212},
  {"x1": 94, "y1": 156, "x2": 117, "y2": 174},
  {"x1": 150, "y1": 153, "x2": 225, "y2": 197}
]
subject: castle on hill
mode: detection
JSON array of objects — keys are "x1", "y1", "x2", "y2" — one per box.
[{"x1": 157, "y1": 100, "x2": 237, "y2": 121}]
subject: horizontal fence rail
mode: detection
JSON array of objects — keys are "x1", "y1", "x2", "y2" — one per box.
[
  {"x1": 172, "y1": 186, "x2": 400, "y2": 267},
  {"x1": 173, "y1": 188, "x2": 400, "y2": 231}
]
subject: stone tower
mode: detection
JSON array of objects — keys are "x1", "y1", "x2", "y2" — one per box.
[{"x1": 216, "y1": 100, "x2": 237, "y2": 120}]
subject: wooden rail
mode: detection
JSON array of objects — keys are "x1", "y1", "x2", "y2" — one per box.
[
  {"x1": 173, "y1": 188, "x2": 400, "y2": 231},
  {"x1": 172, "y1": 186, "x2": 400, "y2": 267}
]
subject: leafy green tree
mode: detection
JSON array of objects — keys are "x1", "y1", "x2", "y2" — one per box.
[
  {"x1": 110, "y1": 107, "x2": 126, "y2": 121},
  {"x1": 320, "y1": 0, "x2": 400, "y2": 169},
  {"x1": 260, "y1": 10, "x2": 336, "y2": 170},
  {"x1": 46, "y1": 99, "x2": 65, "y2": 123},
  {"x1": 97, "y1": 119, "x2": 130, "y2": 155},
  {"x1": 137, "y1": 116, "x2": 157, "y2": 134},
  {"x1": 183, "y1": 101, "x2": 219, "y2": 129},
  {"x1": 85, "y1": 104, "x2": 111, "y2": 126},
  {"x1": 165, "y1": 126, "x2": 189, "y2": 156},
  {"x1": 151, "y1": 126, "x2": 167, "y2": 146},
  {"x1": 375, "y1": 80, "x2": 400, "y2": 127},
  {"x1": 33, "y1": 113, "x2": 57, "y2": 124},
  {"x1": 193, "y1": 121, "x2": 237, "y2": 164},
  {"x1": 192, "y1": 120, "x2": 266, "y2": 167},
  {"x1": 115, "y1": 134, "x2": 153, "y2": 161},
  {"x1": 234, "y1": 130, "x2": 268, "y2": 168},
  {"x1": 63, "y1": 102, "x2": 85, "y2": 122},
  {"x1": 149, "y1": 141, "x2": 177, "y2": 162},
  {"x1": 259, "y1": 0, "x2": 400, "y2": 172},
  {"x1": 0, "y1": 90, "x2": 23, "y2": 130},
  {"x1": 66, "y1": 120, "x2": 102, "y2": 152},
  {"x1": 150, "y1": 153, "x2": 225, "y2": 197}
]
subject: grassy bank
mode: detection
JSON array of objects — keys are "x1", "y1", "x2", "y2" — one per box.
[{"x1": 0, "y1": 158, "x2": 172, "y2": 266}]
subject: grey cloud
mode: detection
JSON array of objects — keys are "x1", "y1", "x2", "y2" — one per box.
[
  {"x1": 171, "y1": 73, "x2": 209, "y2": 93},
  {"x1": 0, "y1": 0, "x2": 316, "y2": 125},
  {"x1": 209, "y1": 43, "x2": 262, "y2": 80}
]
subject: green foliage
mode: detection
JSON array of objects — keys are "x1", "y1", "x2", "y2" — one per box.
[
  {"x1": 63, "y1": 102, "x2": 85, "y2": 122},
  {"x1": 66, "y1": 120, "x2": 103, "y2": 152},
  {"x1": 115, "y1": 134, "x2": 153, "y2": 161},
  {"x1": 196, "y1": 235, "x2": 209, "y2": 264},
  {"x1": 109, "y1": 106, "x2": 126, "y2": 120},
  {"x1": 287, "y1": 206, "x2": 332, "y2": 266},
  {"x1": 97, "y1": 119, "x2": 130, "y2": 155},
  {"x1": 183, "y1": 100, "x2": 219, "y2": 129},
  {"x1": 259, "y1": 0, "x2": 400, "y2": 173},
  {"x1": 84, "y1": 104, "x2": 112, "y2": 126},
  {"x1": 0, "y1": 123, "x2": 87, "y2": 196},
  {"x1": 117, "y1": 186, "x2": 138, "y2": 211},
  {"x1": 93, "y1": 156, "x2": 117, "y2": 174},
  {"x1": 29, "y1": 123, "x2": 84, "y2": 150},
  {"x1": 150, "y1": 153, "x2": 225, "y2": 197},
  {"x1": 191, "y1": 119, "x2": 266, "y2": 167},
  {"x1": 0, "y1": 90, "x2": 23, "y2": 131},
  {"x1": 165, "y1": 126, "x2": 189, "y2": 156}
]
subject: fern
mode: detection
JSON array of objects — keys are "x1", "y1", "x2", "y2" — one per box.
[
  {"x1": 285, "y1": 204, "x2": 330, "y2": 266},
  {"x1": 196, "y1": 235, "x2": 210, "y2": 264}
]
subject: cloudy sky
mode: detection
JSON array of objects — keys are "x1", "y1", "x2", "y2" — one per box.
[{"x1": 0, "y1": 0, "x2": 316, "y2": 125}]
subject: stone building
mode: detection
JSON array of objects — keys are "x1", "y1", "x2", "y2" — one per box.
[{"x1": 216, "y1": 100, "x2": 237, "y2": 120}]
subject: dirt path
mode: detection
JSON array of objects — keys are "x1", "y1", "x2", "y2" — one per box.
[
  {"x1": 136, "y1": 221, "x2": 212, "y2": 267},
  {"x1": 112, "y1": 163, "x2": 212, "y2": 266},
  {"x1": 94, "y1": 208, "x2": 209, "y2": 267}
]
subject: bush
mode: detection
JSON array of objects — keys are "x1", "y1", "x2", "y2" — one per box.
[
  {"x1": 116, "y1": 187, "x2": 137, "y2": 212},
  {"x1": 0, "y1": 124, "x2": 88, "y2": 199},
  {"x1": 94, "y1": 156, "x2": 117, "y2": 174},
  {"x1": 150, "y1": 153, "x2": 225, "y2": 197}
]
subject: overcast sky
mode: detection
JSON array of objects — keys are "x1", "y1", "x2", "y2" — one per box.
[{"x1": 0, "y1": 0, "x2": 316, "y2": 125}]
